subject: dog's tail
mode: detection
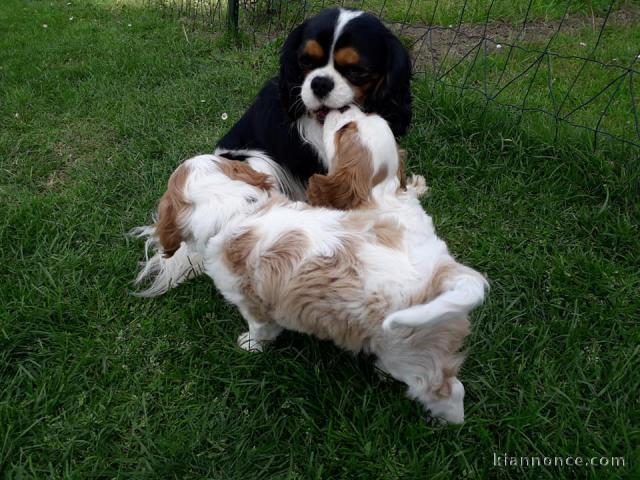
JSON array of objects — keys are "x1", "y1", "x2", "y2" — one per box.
[
  {"x1": 130, "y1": 156, "x2": 213, "y2": 297},
  {"x1": 382, "y1": 263, "x2": 487, "y2": 331},
  {"x1": 130, "y1": 226, "x2": 204, "y2": 297},
  {"x1": 130, "y1": 153, "x2": 281, "y2": 297}
]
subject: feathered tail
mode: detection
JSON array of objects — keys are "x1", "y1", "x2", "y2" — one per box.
[
  {"x1": 382, "y1": 265, "x2": 488, "y2": 331},
  {"x1": 129, "y1": 225, "x2": 204, "y2": 297}
]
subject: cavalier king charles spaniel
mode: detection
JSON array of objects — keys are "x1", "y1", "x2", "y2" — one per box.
[
  {"x1": 133, "y1": 107, "x2": 487, "y2": 423},
  {"x1": 215, "y1": 8, "x2": 412, "y2": 195}
]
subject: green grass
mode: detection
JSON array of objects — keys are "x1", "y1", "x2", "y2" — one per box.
[
  {"x1": 354, "y1": 0, "x2": 615, "y2": 23},
  {"x1": 187, "y1": 0, "x2": 618, "y2": 30},
  {"x1": 426, "y1": 12, "x2": 640, "y2": 147},
  {"x1": 153, "y1": 0, "x2": 619, "y2": 35},
  {"x1": 1, "y1": 0, "x2": 639, "y2": 478}
]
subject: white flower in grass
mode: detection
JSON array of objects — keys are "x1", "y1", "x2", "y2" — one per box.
[
  {"x1": 69, "y1": 17, "x2": 74, "y2": 21},
  {"x1": 200, "y1": 99, "x2": 205, "y2": 103},
  {"x1": 14, "y1": 113, "x2": 19, "y2": 118},
  {"x1": 127, "y1": 23, "x2": 132, "y2": 27},
  {"x1": 496, "y1": 44, "x2": 502, "y2": 49},
  {"x1": 579, "y1": 42, "x2": 587, "y2": 47},
  {"x1": 221, "y1": 112, "x2": 228, "y2": 121},
  {"x1": 42, "y1": 24, "x2": 48, "y2": 28}
]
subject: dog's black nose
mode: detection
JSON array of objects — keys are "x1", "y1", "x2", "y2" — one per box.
[{"x1": 311, "y1": 76, "x2": 334, "y2": 98}]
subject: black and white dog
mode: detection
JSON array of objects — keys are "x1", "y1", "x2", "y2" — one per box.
[{"x1": 215, "y1": 8, "x2": 412, "y2": 195}]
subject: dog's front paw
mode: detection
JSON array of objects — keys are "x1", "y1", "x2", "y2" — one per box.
[
  {"x1": 406, "y1": 174, "x2": 428, "y2": 197},
  {"x1": 237, "y1": 331, "x2": 264, "y2": 352}
]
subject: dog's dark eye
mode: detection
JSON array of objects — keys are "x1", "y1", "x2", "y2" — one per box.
[
  {"x1": 299, "y1": 56, "x2": 317, "y2": 71},
  {"x1": 343, "y1": 66, "x2": 370, "y2": 85}
]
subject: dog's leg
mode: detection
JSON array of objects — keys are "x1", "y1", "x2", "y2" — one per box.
[
  {"x1": 236, "y1": 308, "x2": 282, "y2": 353},
  {"x1": 373, "y1": 358, "x2": 394, "y2": 381}
]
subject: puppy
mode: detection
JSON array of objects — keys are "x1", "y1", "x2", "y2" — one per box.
[
  {"x1": 202, "y1": 108, "x2": 487, "y2": 423},
  {"x1": 215, "y1": 8, "x2": 412, "y2": 191},
  {"x1": 133, "y1": 108, "x2": 486, "y2": 423}
]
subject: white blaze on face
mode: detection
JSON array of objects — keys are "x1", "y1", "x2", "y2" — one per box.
[{"x1": 300, "y1": 9, "x2": 363, "y2": 113}]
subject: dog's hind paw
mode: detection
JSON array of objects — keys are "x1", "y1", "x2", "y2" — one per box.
[
  {"x1": 406, "y1": 174, "x2": 428, "y2": 197},
  {"x1": 237, "y1": 331, "x2": 264, "y2": 352}
]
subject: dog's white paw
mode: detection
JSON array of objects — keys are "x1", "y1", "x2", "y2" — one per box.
[
  {"x1": 406, "y1": 174, "x2": 428, "y2": 197},
  {"x1": 237, "y1": 331, "x2": 263, "y2": 352}
]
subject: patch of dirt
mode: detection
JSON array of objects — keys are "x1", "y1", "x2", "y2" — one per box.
[{"x1": 386, "y1": 3, "x2": 640, "y2": 72}]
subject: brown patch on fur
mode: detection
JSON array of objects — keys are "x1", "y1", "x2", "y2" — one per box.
[
  {"x1": 371, "y1": 164, "x2": 388, "y2": 187},
  {"x1": 217, "y1": 158, "x2": 273, "y2": 191},
  {"x1": 398, "y1": 316, "x2": 470, "y2": 399},
  {"x1": 409, "y1": 261, "x2": 465, "y2": 305},
  {"x1": 240, "y1": 277, "x2": 272, "y2": 322},
  {"x1": 340, "y1": 211, "x2": 371, "y2": 232},
  {"x1": 334, "y1": 47, "x2": 359, "y2": 66},
  {"x1": 224, "y1": 229, "x2": 311, "y2": 323},
  {"x1": 397, "y1": 148, "x2": 407, "y2": 190},
  {"x1": 156, "y1": 163, "x2": 191, "y2": 258},
  {"x1": 254, "y1": 194, "x2": 291, "y2": 215},
  {"x1": 277, "y1": 237, "x2": 386, "y2": 351},
  {"x1": 256, "y1": 230, "x2": 310, "y2": 307},
  {"x1": 303, "y1": 40, "x2": 324, "y2": 59},
  {"x1": 306, "y1": 122, "x2": 374, "y2": 210},
  {"x1": 228, "y1": 229, "x2": 390, "y2": 350},
  {"x1": 339, "y1": 211, "x2": 404, "y2": 250},
  {"x1": 430, "y1": 262, "x2": 461, "y2": 295},
  {"x1": 223, "y1": 228, "x2": 258, "y2": 276},
  {"x1": 431, "y1": 319, "x2": 471, "y2": 396},
  {"x1": 372, "y1": 217, "x2": 404, "y2": 250}
]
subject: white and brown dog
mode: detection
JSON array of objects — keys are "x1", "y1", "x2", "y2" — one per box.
[{"x1": 133, "y1": 107, "x2": 487, "y2": 423}]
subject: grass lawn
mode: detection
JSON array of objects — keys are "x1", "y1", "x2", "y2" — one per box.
[
  {"x1": 171, "y1": 0, "x2": 618, "y2": 29},
  {"x1": 1, "y1": 0, "x2": 639, "y2": 478},
  {"x1": 337, "y1": 0, "x2": 615, "y2": 23}
]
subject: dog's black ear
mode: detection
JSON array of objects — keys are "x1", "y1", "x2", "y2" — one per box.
[
  {"x1": 279, "y1": 22, "x2": 307, "y2": 120},
  {"x1": 366, "y1": 34, "x2": 412, "y2": 137}
]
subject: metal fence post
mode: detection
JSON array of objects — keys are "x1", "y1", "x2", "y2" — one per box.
[{"x1": 228, "y1": 0, "x2": 239, "y2": 34}]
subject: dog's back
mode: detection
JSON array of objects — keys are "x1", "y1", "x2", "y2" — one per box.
[{"x1": 204, "y1": 172, "x2": 484, "y2": 423}]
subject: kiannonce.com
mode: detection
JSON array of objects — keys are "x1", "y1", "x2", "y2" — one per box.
[{"x1": 493, "y1": 453, "x2": 626, "y2": 468}]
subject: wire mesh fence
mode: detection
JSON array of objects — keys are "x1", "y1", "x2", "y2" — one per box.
[{"x1": 147, "y1": 0, "x2": 640, "y2": 149}]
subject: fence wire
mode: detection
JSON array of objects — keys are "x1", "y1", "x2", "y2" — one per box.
[{"x1": 147, "y1": 0, "x2": 640, "y2": 149}]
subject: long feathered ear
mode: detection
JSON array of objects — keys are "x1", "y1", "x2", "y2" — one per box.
[
  {"x1": 366, "y1": 34, "x2": 412, "y2": 137},
  {"x1": 279, "y1": 21, "x2": 308, "y2": 120},
  {"x1": 306, "y1": 122, "x2": 373, "y2": 210},
  {"x1": 156, "y1": 164, "x2": 191, "y2": 258}
]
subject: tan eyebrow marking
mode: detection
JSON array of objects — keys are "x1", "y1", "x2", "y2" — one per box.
[
  {"x1": 303, "y1": 40, "x2": 324, "y2": 59},
  {"x1": 217, "y1": 158, "x2": 273, "y2": 191},
  {"x1": 334, "y1": 47, "x2": 360, "y2": 66}
]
